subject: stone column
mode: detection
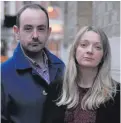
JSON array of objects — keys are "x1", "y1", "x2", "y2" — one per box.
[
  {"x1": 92, "y1": 1, "x2": 120, "y2": 82},
  {"x1": 77, "y1": 1, "x2": 92, "y2": 31},
  {"x1": 6, "y1": 1, "x2": 16, "y2": 16},
  {"x1": 61, "y1": 1, "x2": 93, "y2": 64},
  {"x1": 1, "y1": 1, "x2": 4, "y2": 25},
  {"x1": 60, "y1": 2, "x2": 78, "y2": 64}
]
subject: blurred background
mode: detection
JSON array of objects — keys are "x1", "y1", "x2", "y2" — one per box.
[{"x1": 0, "y1": 1, "x2": 120, "y2": 82}]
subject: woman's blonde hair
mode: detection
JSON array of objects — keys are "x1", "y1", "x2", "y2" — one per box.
[{"x1": 57, "y1": 26, "x2": 118, "y2": 110}]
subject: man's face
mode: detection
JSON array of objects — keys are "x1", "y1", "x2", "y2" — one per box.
[{"x1": 15, "y1": 8, "x2": 51, "y2": 53}]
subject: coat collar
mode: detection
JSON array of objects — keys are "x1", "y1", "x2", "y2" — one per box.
[
  {"x1": 13, "y1": 43, "x2": 63, "y2": 82},
  {"x1": 43, "y1": 48, "x2": 62, "y2": 64},
  {"x1": 13, "y1": 43, "x2": 31, "y2": 70}
]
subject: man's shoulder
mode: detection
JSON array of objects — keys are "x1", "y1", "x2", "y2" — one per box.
[
  {"x1": 1, "y1": 57, "x2": 14, "y2": 73},
  {"x1": 45, "y1": 48, "x2": 65, "y2": 66},
  {"x1": 51, "y1": 53, "x2": 65, "y2": 64}
]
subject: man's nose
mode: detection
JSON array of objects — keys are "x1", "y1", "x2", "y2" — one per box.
[{"x1": 32, "y1": 29, "x2": 39, "y2": 38}]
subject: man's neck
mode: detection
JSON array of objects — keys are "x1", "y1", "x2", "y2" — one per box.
[
  {"x1": 26, "y1": 51, "x2": 43, "y2": 65},
  {"x1": 21, "y1": 45, "x2": 44, "y2": 66}
]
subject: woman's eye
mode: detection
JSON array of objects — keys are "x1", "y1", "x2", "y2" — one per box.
[
  {"x1": 95, "y1": 46, "x2": 102, "y2": 50},
  {"x1": 80, "y1": 43, "x2": 87, "y2": 47}
]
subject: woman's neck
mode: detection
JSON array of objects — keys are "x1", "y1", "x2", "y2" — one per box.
[{"x1": 78, "y1": 67, "x2": 98, "y2": 88}]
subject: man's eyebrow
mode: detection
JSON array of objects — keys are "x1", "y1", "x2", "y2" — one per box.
[
  {"x1": 24, "y1": 24, "x2": 33, "y2": 27},
  {"x1": 23, "y1": 25, "x2": 47, "y2": 28},
  {"x1": 37, "y1": 25, "x2": 46, "y2": 28}
]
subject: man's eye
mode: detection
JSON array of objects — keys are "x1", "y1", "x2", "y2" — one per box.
[
  {"x1": 38, "y1": 28, "x2": 45, "y2": 31},
  {"x1": 24, "y1": 27, "x2": 32, "y2": 31}
]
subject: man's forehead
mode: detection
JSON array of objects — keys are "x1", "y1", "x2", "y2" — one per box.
[
  {"x1": 19, "y1": 8, "x2": 47, "y2": 26},
  {"x1": 20, "y1": 8, "x2": 46, "y2": 19}
]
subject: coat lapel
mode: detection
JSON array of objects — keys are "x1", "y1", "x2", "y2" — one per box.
[
  {"x1": 44, "y1": 48, "x2": 64, "y2": 83},
  {"x1": 49, "y1": 64, "x2": 58, "y2": 83}
]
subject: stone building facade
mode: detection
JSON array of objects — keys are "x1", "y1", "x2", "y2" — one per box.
[
  {"x1": 61, "y1": 1, "x2": 120, "y2": 82},
  {"x1": 92, "y1": 1, "x2": 120, "y2": 82},
  {"x1": 1, "y1": 1, "x2": 120, "y2": 81}
]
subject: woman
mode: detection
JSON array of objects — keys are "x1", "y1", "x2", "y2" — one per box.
[{"x1": 42, "y1": 26, "x2": 120, "y2": 123}]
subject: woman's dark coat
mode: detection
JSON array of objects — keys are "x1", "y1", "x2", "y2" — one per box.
[{"x1": 42, "y1": 79, "x2": 120, "y2": 123}]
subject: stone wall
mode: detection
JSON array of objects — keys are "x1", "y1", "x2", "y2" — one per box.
[
  {"x1": 92, "y1": 1, "x2": 120, "y2": 37},
  {"x1": 61, "y1": 1, "x2": 120, "y2": 82},
  {"x1": 92, "y1": 1, "x2": 120, "y2": 82}
]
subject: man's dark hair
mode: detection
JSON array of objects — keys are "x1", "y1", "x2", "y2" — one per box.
[{"x1": 16, "y1": 4, "x2": 49, "y2": 28}]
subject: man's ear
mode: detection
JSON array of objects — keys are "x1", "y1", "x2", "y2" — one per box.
[
  {"x1": 13, "y1": 25, "x2": 19, "y2": 34},
  {"x1": 13, "y1": 25, "x2": 20, "y2": 40},
  {"x1": 48, "y1": 27, "x2": 52, "y2": 37}
]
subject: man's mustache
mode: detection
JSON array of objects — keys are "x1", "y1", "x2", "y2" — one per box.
[{"x1": 32, "y1": 38, "x2": 40, "y2": 42}]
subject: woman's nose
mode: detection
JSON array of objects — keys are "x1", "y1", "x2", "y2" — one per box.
[{"x1": 87, "y1": 45, "x2": 93, "y2": 54}]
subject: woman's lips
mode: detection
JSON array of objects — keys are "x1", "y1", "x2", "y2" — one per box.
[{"x1": 84, "y1": 57, "x2": 94, "y2": 60}]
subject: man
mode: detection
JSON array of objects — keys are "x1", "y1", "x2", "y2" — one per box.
[{"x1": 1, "y1": 4, "x2": 65, "y2": 123}]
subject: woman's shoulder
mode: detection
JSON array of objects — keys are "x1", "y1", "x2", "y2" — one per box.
[
  {"x1": 114, "y1": 81, "x2": 120, "y2": 102},
  {"x1": 97, "y1": 80, "x2": 120, "y2": 123},
  {"x1": 105, "y1": 79, "x2": 120, "y2": 107},
  {"x1": 112, "y1": 79, "x2": 120, "y2": 86},
  {"x1": 112, "y1": 79, "x2": 120, "y2": 94}
]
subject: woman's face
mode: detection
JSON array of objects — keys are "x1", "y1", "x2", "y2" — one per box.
[{"x1": 76, "y1": 31, "x2": 103, "y2": 68}]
